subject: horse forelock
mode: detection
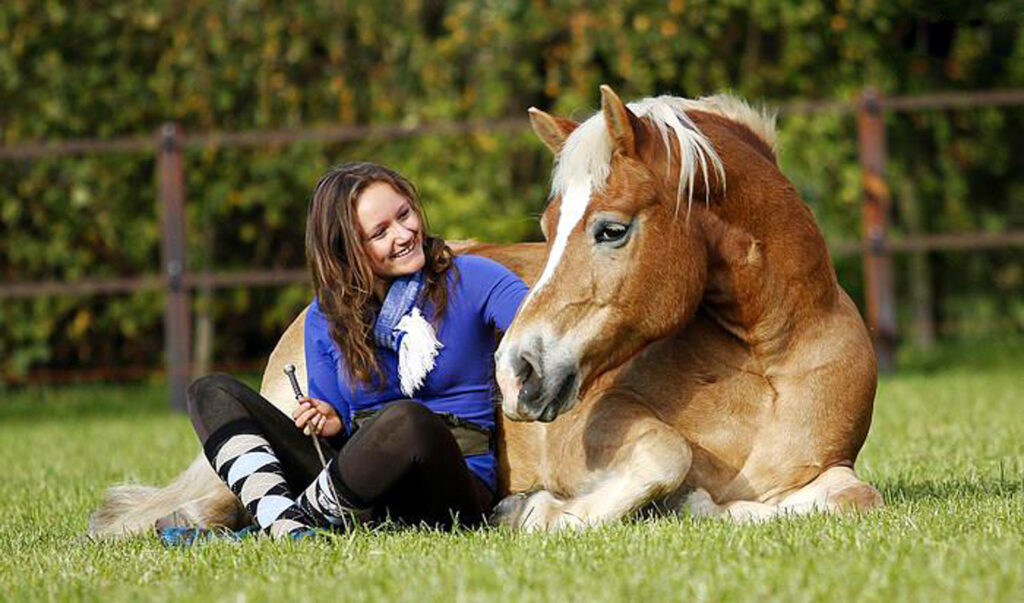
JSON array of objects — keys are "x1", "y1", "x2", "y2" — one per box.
[{"x1": 550, "y1": 116, "x2": 613, "y2": 200}]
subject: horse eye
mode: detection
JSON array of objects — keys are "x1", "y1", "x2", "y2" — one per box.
[{"x1": 593, "y1": 221, "x2": 631, "y2": 246}]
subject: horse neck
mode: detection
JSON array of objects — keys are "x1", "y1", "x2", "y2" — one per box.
[{"x1": 697, "y1": 164, "x2": 839, "y2": 357}]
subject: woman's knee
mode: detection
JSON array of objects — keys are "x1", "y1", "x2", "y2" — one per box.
[
  {"x1": 186, "y1": 373, "x2": 256, "y2": 426},
  {"x1": 375, "y1": 401, "x2": 450, "y2": 453},
  {"x1": 186, "y1": 373, "x2": 257, "y2": 443},
  {"x1": 187, "y1": 373, "x2": 236, "y2": 408}
]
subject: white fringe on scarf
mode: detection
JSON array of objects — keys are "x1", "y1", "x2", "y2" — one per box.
[{"x1": 395, "y1": 308, "x2": 443, "y2": 397}]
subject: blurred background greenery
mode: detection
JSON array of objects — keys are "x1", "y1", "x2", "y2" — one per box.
[{"x1": 1, "y1": 1, "x2": 1022, "y2": 383}]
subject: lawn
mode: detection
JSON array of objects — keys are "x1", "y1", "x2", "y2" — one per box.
[{"x1": 1, "y1": 337, "x2": 1022, "y2": 602}]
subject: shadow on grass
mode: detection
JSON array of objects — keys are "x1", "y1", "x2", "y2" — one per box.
[
  {"x1": 877, "y1": 475, "x2": 1023, "y2": 503},
  {"x1": 895, "y1": 333, "x2": 1024, "y2": 375},
  {"x1": 0, "y1": 374, "x2": 261, "y2": 422}
]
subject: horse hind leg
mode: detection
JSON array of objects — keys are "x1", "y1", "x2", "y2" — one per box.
[
  {"x1": 778, "y1": 465, "x2": 882, "y2": 514},
  {"x1": 681, "y1": 466, "x2": 882, "y2": 523}
]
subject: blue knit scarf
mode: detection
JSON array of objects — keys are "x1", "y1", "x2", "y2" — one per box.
[{"x1": 372, "y1": 271, "x2": 443, "y2": 396}]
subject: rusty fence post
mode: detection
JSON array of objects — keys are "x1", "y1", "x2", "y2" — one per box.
[
  {"x1": 157, "y1": 123, "x2": 191, "y2": 411},
  {"x1": 857, "y1": 89, "x2": 898, "y2": 372}
]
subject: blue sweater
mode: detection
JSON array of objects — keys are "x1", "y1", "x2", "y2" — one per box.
[{"x1": 304, "y1": 254, "x2": 529, "y2": 491}]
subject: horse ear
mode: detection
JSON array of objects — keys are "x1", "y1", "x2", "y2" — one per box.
[
  {"x1": 600, "y1": 85, "x2": 637, "y2": 157},
  {"x1": 528, "y1": 107, "x2": 577, "y2": 154}
]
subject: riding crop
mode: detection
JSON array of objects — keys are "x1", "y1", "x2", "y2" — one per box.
[{"x1": 284, "y1": 364, "x2": 328, "y2": 467}]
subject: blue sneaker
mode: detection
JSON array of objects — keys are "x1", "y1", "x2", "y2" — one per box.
[
  {"x1": 159, "y1": 525, "x2": 258, "y2": 547},
  {"x1": 288, "y1": 527, "x2": 333, "y2": 540}
]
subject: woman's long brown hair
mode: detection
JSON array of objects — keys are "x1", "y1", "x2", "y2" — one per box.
[{"x1": 305, "y1": 162, "x2": 456, "y2": 387}]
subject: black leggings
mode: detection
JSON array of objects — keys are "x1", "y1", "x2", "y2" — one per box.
[{"x1": 186, "y1": 373, "x2": 494, "y2": 528}]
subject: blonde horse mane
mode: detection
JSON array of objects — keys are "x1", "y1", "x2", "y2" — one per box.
[
  {"x1": 677, "y1": 94, "x2": 778, "y2": 158},
  {"x1": 551, "y1": 93, "x2": 777, "y2": 217}
]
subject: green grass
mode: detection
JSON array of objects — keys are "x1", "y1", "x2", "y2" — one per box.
[{"x1": 1, "y1": 338, "x2": 1022, "y2": 602}]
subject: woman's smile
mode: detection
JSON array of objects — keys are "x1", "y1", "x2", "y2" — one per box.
[
  {"x1": 392, "y1": 238, "x2": 418, "y2": 259},
  {"x1": 356, "y1": 181, "x2": 427, "y2": 277}
]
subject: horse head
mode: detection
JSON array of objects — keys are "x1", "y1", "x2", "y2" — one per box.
[{"x1": 496, "y1": 85, "x2": 730, "y2": 423}]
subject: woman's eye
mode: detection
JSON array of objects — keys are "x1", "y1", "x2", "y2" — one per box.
[
  {"x1": 371, "y1": 229, "x2": 386, "y2": 240},
  {"x1": 594, "y1": 221, "x2": 631, "y2": 246}
]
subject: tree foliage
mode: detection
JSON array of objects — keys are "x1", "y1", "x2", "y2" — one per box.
[{"x1": 1, "y1": 1, "x2": 1022, "y2": 378}]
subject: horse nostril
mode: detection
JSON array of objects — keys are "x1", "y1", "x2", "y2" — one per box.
[{"x1": 517, "y1": 354, "x2": 543, "y2": 405}]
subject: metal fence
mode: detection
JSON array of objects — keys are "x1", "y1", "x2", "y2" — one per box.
[{"x1": 2, "y1": 88, "x2": 1024, "y2": 407}]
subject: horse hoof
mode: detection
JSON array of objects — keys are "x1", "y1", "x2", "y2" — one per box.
[
  {"x1": 154, "y1": 504, "x2": 206, "y2": 530},
  {"x1": 490, "y1": 492, "x2": 531, "y2": 527},
  {"x1": 682, "y1": 488, "x2": 720, "y2": 518}
]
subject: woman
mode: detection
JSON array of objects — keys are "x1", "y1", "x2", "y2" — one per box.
[{"x1": 186, "y1": 162, "x2": 529, "y2": 537}]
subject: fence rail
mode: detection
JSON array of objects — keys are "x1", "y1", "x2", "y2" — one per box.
[
  {"x1": 830, "y1": 230, "x2": 1024, "y2": 257},
  {"x1": 0, "y1": 118, "x2": 531, "y2": 160},
  {"x1": 5, "y1": 231, "x2": 1023, "y2": 300},
  {"x1": 0, "y1": 270, "x2": 310, "y2": 298},
  {"x1": 3, "y1": 88, "x2": 1024, "y2": 402},
  {"x1": 4, "y1": 90, "x2": 1024, "y2": 160}
]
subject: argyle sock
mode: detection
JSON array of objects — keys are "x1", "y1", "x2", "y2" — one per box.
[
  {"x1": 207, "y1": 432, "x2": 313, "y2": 538},
  {"x1": 296, "y1": 460, "x2": 372, "y2": 529}
]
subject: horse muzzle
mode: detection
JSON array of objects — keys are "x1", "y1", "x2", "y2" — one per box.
[{"x1": 497, "y1": 340, "x2": 580, "y2": 423}]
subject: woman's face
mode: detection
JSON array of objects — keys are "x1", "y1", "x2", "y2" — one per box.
[{"x1": 354, "y1": 182, "x2": 426, "y2": 278}]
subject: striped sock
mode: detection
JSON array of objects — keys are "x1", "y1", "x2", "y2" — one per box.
[
  {"x1": 296, "y1": 461, "x2": 372, "y2": 529},
  {"x1": 208, "y1": 432, "x2": 312, "y2": 538}
]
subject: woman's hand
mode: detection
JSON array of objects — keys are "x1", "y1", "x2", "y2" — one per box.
[{"x1": 292, "y1": 398, "x2": 343, "y2": 438}]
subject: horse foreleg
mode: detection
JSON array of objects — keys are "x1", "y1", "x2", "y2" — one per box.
[
  {"x1": 498, "y1": 405, "x2": 692, "y2": 531},
  {"x1": 681, "y1": 488, "x2": 780, "y2": 522}
]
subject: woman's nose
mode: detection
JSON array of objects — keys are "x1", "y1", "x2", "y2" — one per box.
[{"x1": 394, "y1": 223, "x2": 416, "y2": 243}]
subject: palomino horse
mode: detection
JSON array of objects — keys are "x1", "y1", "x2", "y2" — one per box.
[{"x1": 88, "y1": 87, "x2": 881, "y2": 536}]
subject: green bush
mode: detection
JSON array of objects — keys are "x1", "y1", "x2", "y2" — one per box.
[{"x1": 1, "y1": 1, "x2": 1022, "y2": 378}]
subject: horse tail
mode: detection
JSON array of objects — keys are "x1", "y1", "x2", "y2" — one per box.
[
  {"x1": 89, "y1": 310, "x2": 307, "y2": 538},
  {"x1": 88, "y1": 453, "x2": 247, "y2": 538}
]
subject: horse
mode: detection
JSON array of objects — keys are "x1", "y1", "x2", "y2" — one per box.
[{"x1": 88, "y1": 86, "x2": 881, "y2": 536}]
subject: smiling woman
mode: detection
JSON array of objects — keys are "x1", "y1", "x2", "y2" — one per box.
[
  {"x1": 354, "y1": 182, "x2": 426, "y2": 279},
  {"x1": 303, "y1": 163, "x2": 457, "y2": 388},
  {"x1": 119, "y1": 162, "x2": 532, "y2": 539}
]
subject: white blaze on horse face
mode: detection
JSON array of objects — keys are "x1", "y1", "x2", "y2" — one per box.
[{"x1": 521, "y1": 181, "x2": 592, "y2": 311}]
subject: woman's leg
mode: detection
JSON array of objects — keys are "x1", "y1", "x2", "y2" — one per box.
[
  {"x1": 333, "y1": 401, "x2": 494, "y2": 528},
  {"x1": 187, "y1": 373, "x2": 362, "y2": 535}
]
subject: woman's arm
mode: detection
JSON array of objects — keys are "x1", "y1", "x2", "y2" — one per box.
[
  {"x1": 304, "y1": 302, "x2": 352, "y2": 433},
  {"x1": 470, "y1": 256, "x2": 530, "y2": 331}
]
